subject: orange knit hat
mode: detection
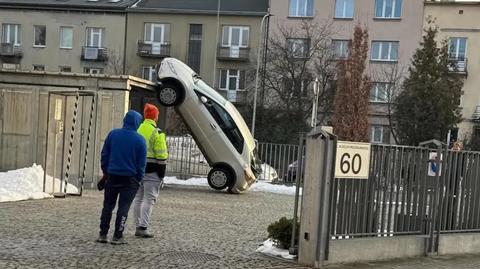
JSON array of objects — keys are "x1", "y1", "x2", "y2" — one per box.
[{"x1": 144, "y1": 103, "x2": 159, "y2": 120}]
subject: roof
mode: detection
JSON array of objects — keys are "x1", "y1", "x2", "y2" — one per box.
[
  {"x1": 0, "y1": 0, "x2": 138, "y2": 11},
  {"x1": 129, "y1": 0, "x2": 269, "y2": 16}
]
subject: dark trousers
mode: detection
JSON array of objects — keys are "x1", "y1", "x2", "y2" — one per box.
[{"x1": 99, "y1": 175, "x2": 139, "y2": 238}]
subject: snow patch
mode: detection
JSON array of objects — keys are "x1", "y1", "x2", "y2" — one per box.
[
  {"x1": 163, "y1": 177, "x2": 301, "y2": 196},
  {"x1": 256, "y1": 239, "x2": 296, "y2": 260},
  {"x1": 0, "y1": 165, "x2": 78, "y2": 203}
]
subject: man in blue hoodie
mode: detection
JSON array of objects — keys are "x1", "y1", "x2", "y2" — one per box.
[{"x1": 97, "y1": 110, "x2": 147, "y2": 245}]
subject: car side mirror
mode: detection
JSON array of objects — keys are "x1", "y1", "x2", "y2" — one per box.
[{"x1": 200, "y1": 96, "x2": 208, "y2": 104}]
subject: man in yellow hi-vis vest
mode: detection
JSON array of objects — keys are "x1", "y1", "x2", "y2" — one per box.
[{"x1": 132, "y1": 103, "x2": 168, "y2": 238}]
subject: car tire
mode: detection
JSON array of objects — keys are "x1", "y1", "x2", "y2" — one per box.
[
  {"x1": 156, "y1": 82, "x2": 184, "y2": 107},
  {"x1": 207, "y1": 167, "x2": 233, "y2": 191}
]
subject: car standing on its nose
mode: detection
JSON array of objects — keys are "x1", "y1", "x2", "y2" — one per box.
[{"x1": 155, "y1": 58, "x2": 262, "y2": 193}]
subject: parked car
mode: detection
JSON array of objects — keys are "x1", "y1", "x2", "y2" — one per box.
[
  {"x1": 156, "y1": 58, "x2": 262, "y2": 193},
  {"x1": 285, "y1": 157, "x2": 305, "y2": 182},
  {"x1": 258, "y1": 163, "x2": 279, "y2": 182}
]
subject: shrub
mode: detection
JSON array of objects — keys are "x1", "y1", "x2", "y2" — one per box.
[{"x1": 267, "y1": 217, "x2": 299, "y2": 249}]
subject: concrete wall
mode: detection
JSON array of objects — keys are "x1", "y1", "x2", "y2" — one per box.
[
  {"x1": 0, "y1": 71, "x2": 155, "y2": 191},
  {"x1": 125, "y1": 12, "x2": 262, "y2": 87},
  {"x1": 438, "y1": 233, "x2": 480, "y2": 255},
  {"x1": 327, "y1": 236, "x2": 426, "y2": 264},
  {"x1": 270, "y1": 0, "x2": 425, "y2": 143},
  {"x1": 0, "y1": 8, "x2": 126, "y2": 74},
  {"x1": 425, "y1": 3, "x2": 480, "y2": 140}
]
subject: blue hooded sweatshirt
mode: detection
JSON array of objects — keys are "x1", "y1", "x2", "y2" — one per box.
[{"x1": 101, "y1": 110, "x2": 147, "y2": 182}]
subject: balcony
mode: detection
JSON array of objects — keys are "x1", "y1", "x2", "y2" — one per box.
[
  {"x1": 473, "y1": 106, "x2": 480, "y2": 121},
  {"x1": 217, "y1": 89, "x2": 248, "y2": 104},
  {"x1": 81, "y1": 46, "x2": 108, "y2": 62},
  {"x1": 217, "y1": 46, "x2": 250, "y2": 61},
  {"x1": 0, "y1": 43, "x2": 23, "y2": 62},
  {"x1": 448, "y1": 58, "x2": 467, "y2": 75},
  {"x1": 137, "y1": 41, "x2": 171, "y2": 58}
]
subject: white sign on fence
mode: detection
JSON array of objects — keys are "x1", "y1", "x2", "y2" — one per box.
[
  {"x1": 428, "y1": 152, "x2": 442, "y2": 177},
  {"x1": 334, "y1": 141, "x2": 371, "y2": 179}
]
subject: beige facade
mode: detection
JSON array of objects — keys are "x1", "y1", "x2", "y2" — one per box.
[
  {"x1": 125, "y1": 12, "x2": 263, "y2": 105},
  {"x1": 425, "y1": 2, "x2": 480, "y2": 141},
  {"x1": 270, "y1": 0, "x2": 425, "y2": 143},
  {"x1": 0, "y1": 8, "x2": 127, "y2": 74}
]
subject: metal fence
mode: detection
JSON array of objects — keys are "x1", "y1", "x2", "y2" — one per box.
[
  {"x1": 329, "y1": 144, "x2": 480, "y2": 240},
  {"x1": 166, "y1": 135, "x2": 305, "y2": 182}
]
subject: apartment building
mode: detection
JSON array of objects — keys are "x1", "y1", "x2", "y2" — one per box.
[
  {"x1": 425, "y1": 1, "x2": 479, "y2": 142},
  {"x1": 270, "y1": 0, "x2": 425, "y2": 144},
  {"x1": 125, "y1": 0, "x2": 268, "y2": 105},
  {"x1": 0, "y1": 0, "x2": 136, "y2": 74}
]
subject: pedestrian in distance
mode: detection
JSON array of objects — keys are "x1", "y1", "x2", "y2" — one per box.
[
  {"x1": 133, "y1": 103, "x2": 169, "y2": 238},
  {"x1": 97, "y1": 110, "x2": 147, "y2": 245}
]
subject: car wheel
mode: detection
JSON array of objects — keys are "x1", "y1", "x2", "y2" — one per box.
[
  {"x1": 156, "y1": 82, "x2": 184, "y2": 107},
  {"x1": 207, "y1": 167, "x2": 233, "y2": 191}
]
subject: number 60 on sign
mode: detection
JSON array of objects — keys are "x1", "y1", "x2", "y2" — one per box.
[{"x1": 334, "y1": 141, "x2": 371, "y2": 179}]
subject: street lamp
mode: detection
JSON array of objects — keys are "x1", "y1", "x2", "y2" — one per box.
[
  {"x1": 251, "y1": 13, "x2": 271, "y2": 137},
  {"x1": 311, "y1": 78, "x2": 319, "y2": 131}
]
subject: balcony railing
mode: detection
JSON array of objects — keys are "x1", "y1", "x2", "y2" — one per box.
[
  {"x1": 473, "y1": 105, "x2": 480, "y2": 121},
  {"x1": 81, "y1": 46, "x2": 108, "y2": 62},
  {"x1": 217, "y1": 46, "x2": 250, "y2": 61},
  {"x1": 137, "y1": 41, "x2": 171, "y2": 57},
  {"x1": 217, "y1": 89, "x2": 248, "y2": 104},
  {"x1": 448, "y1": 58, "x2": 467, "y2": 74},
  {"x1": 0, "y1": 43, "x2": 23, "y2": 58}
]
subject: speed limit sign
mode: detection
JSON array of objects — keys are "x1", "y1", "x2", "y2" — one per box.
[{"x1": 334, "y1": 141, "x2": 371, "y2": 179}]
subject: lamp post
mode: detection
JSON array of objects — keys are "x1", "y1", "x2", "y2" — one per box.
[
  {"x1": 251, "y1": 13, "x2": 271, "y2": 137},
  {"x1": 311, "y1": 77, "x2": 319, "y2": 131}
]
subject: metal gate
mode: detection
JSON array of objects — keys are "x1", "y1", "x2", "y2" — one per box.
[{"x1": 43, "y1": 91, "x2": 97, "y2": 196}]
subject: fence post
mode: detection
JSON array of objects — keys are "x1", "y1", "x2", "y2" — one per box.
[
  {"x1": 289, "y1": 133, "x2": 306, "y2": 255},
  {"x1": 298, "y1": 129, "x2": 337, "y2": 268},
  {"x1": 419, "y1": 139, "x2": 445, "y2": 255}
]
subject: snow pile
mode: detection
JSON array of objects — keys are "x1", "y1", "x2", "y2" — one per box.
[
  {"x1": 0, "y1": 165, "x2": 78, "y2": 203},
  {"x1": 256, "y1": 239, "x2": 296, "y2": 260},
  {"x1": 163, "y1": 177, "x2": 301, "y2": 196}
]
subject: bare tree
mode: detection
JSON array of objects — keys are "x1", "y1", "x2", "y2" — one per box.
[
  {"x1": 371, "y1": 63, "x2": 405, "y2": 144},
  {"x1": 253, "y1": 19, "x2": 336, "y2": 144}
]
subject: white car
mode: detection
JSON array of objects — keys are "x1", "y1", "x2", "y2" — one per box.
[
  {"x1": 258, "y1": 163, "x2": 279, "y2": 183},
  {"x1": 156, "y1": 58, "x2": 262, "y2": 193}
]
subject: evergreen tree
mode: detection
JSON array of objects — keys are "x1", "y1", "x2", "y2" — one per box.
[
  {"x1": 393, "y1": 22, "x2": 463, "y2": 145},
  {"x1": 332, "y1": 25, "x2": 371, "y2": 142}
]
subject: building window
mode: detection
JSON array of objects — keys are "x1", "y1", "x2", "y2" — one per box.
[
  {"x1": 2, "y1": 24, "x2": 21, "y2": 45},
  {"x1": 84, "y1": 67, "x2": 103, "y2": 74},
  {"x1": 187, "y1": 24, "x2": 202, "y2": 74},
  {"x1": 142, "y1": 66, "x2": 157, "y2": 82},
  {"x1": 370, "y1": 82, "x2": 391, "y2": 103},
  {"x1": 371, "y1": 126, "x2": 385, "y2": 143},
  {"x1": 86, "y1": 27, "x2": 104, "y2": 47},
  {"x1": 222, "y1": 26, "x2": 249, "y2": 48},
  {"x1": 371, "y1": 41, "x2": 398, "y2": 61},
  {"x1": 60, "y1": 27, "x2": 73, "y2": 49},
  {"x1": 332, "y1": 40, "x2": 349, "y2": 59},
  {"x1": 375, "y1": 0, "x2": 402, "y2": 19},
  {"x1": 33, "y1": 65, "x2": 45, "y2": 71},
  {"x1": 33, "y1": 25, "x2": 46, "y2": 47},
  {"x1": 219, "y1": 69, "x2": 245, "y2": 91},
  {"x1": 289, "y1": 0, "x2": 314, "y2": 17},
  {"x1": 287, "y1": 38, "x2": 309, "y2": 58},
  {"x1": 144, "y1": 23, "x2": 170, "y2": 44},
  {"x1": 60, "y1": 66, "x2": 72, "y2": 72},
  {"x1": 335, "y1": 0, "x2": 354, "y2": 19},
  {"x1": 448, "y1": 37, "x2": 467, "y2": 60}
]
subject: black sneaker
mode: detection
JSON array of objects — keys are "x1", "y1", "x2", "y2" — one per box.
[
  {"x1": 135, "y1": 227, "x2": 154, "y2": 238},
  {"x1": 96, "y1": 234, "x2": 108, "y2": 243},
  {"x1": 111, "y1": 237, "x2": 127, "y2": 245}
]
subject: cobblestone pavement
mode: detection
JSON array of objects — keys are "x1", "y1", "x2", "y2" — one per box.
[{"x1": 0, "y1": 185, "x2": 303, "y2": 269}]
